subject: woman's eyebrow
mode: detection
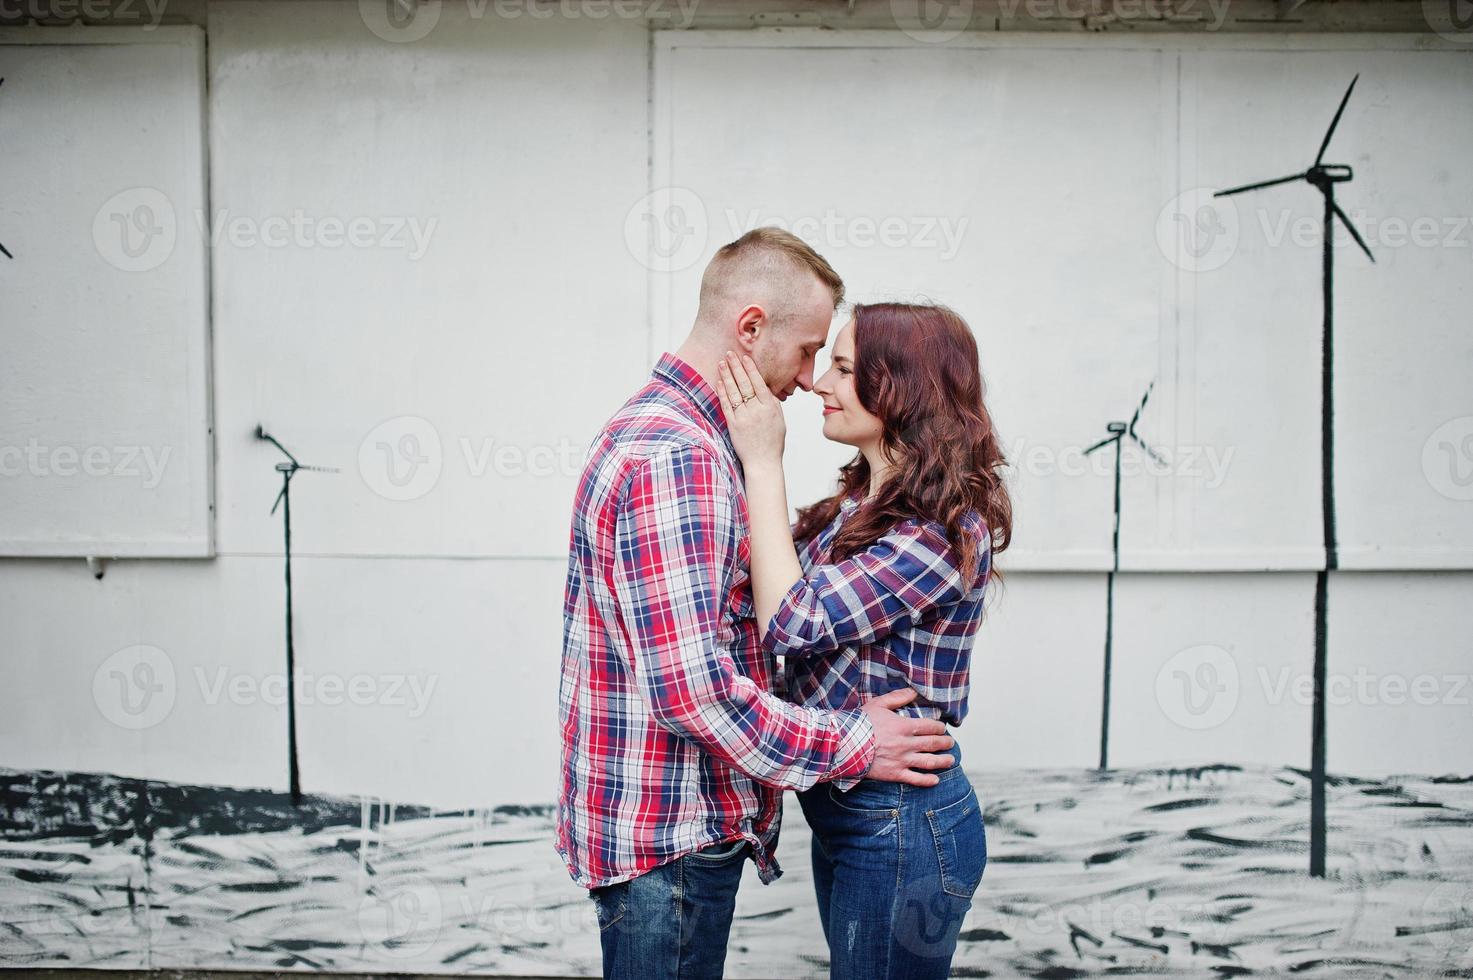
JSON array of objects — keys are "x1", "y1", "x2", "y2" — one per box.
[{"x1": 831, "y1": 354, "x2": 852, "y2": 365}]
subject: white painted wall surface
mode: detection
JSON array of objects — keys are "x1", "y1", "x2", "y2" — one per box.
[
  {"x1": 0, "y1": 6, "x2": 1469, "y2": 812},
  {"x1": 652, "y1": 32, "x2": 1473, "y2": 572},
  {"x1": 0, "y1": 29, "x2": 213, "y2": 557}
]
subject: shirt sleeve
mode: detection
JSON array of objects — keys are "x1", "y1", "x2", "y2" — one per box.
[
  {"x1": 610, "y1": 445, "x2": 875, "y2": 790},
  {"x1": 763, "y1": 517, "x2": 987, "y2": 659},
  {"x1": 793, "y1": 524, "x2": 825, "y2": 574}
]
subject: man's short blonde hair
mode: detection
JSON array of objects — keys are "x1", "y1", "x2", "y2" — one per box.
[{"x1": 696, "y1": 227, "x2": 845, "y2": 326}]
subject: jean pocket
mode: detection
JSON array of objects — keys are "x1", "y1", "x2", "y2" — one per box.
[
  {"x1": 687, "y1": 837, "x2": 748, "y2": 864},
  {"x1": 827, "y1": 781, "x2": 901, "y2": 817},
  {"x1": 590, "y1": 884, "x2": 628, "y2": 932},
  {"x1": 926, "y1": 787, "x2": 987, "y2": 899}
]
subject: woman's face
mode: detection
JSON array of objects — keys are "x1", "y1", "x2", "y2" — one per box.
[{"x1": 814, "y1": 320, "x2": 884, "y2": 449}]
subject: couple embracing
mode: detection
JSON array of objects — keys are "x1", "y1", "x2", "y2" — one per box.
[{"x1": 556, "y1": 227, "x2": 1012, "y2": 980}]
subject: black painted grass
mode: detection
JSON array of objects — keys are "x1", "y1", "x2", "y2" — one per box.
[{"x1": 1, "y1": 765, "x2": 1470, "y2": 977}]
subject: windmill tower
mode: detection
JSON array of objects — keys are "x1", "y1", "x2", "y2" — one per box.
[{"x1": 1214, "y1": 75, "x2": 1375, "y2": 878}]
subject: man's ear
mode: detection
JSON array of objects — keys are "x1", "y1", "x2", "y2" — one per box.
[{"x1": 733, "y1": 304, "x2": 766, "y2": 352}]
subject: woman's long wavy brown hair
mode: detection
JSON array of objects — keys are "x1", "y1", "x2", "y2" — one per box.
[{"x1": 791, "y1": 302, "x2": 1013, "y2": 584}]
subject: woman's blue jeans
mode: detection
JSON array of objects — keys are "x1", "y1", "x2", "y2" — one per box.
[{"x1": 798, "y1": 742, "x2": 987, "y2": 979}]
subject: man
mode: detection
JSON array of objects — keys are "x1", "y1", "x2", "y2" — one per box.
[{"x1": 557, "y1": 227, "x2": 956, "y2": 980}]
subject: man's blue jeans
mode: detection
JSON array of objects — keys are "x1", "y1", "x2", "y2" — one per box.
[
  {"x1": 589, "y1": 837, "x2": 750, "y2": 980},
  {"x1": 798, "y1": 743, "x2": 987, "y2": 979}
]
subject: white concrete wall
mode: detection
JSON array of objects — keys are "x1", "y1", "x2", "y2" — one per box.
[
  {"x1": 2, "y1": 0, "x2": 653, "y2": 808},
  {"x1": 1, "y1": 4, "x2": 1469, "y2": 817}
]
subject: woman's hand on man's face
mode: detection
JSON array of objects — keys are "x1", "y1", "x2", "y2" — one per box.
[{"x1": 716, "y1": 350, "x2": 786, "y2": 465}]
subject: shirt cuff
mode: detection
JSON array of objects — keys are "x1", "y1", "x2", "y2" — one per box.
[
  {"x1": 825, "y1": 708, "x2": 876, "y2": 791},
  {"x1": 761, "y1": 574, "x2": 823, "y2": 657}
]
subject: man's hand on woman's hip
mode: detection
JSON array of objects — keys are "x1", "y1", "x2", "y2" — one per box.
[{"x1": 861, "y1": 688, "x2": 955, "y2": 787}]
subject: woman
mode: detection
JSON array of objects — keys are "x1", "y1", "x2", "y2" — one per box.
[{"x1": 715, "y1": 301, "x2": 1012, "y2": 980}]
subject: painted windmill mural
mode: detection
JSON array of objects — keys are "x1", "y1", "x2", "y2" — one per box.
[
  {"x1": 255, "y1": 426, "x2": 338, "y2": 805},
  {"x1": 1213, "y1": 75, "x2": 1376, "y2": 880},
  {"x1": 1084, "y1": 382, "x2": 1162, "y2": 773}
]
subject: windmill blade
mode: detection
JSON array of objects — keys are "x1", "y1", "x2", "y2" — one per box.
[
  {"x1": 1314, "y1": 74, "x2": 1359, "y2": 167},
  {"x1": 1126, "y1": 382, "x2": 1165, "y2": 464},
  {"x1": 1331, "y1": 200, "x2": 1376, "y2": 263},
  {"x1": 1129, "y1": 382, "x2": 1156, "y2": 428},
  {"x1": 255, "y1": 426, "x2": 301, "y2": 466},
  {"x1": 1214, "y1": 172, "x2": 1306, "y2": 198},
  {"x1": 1129, "y1": 432, "x2": 1168, "y2": 466},
  {"x1": 1084, "y1": 433, "x2": 1119, "y2": 456}
]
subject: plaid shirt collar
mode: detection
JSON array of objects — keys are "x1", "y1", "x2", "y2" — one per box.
[{"x1": 653, "y1": 353, "x2": 739, "y2": 462}]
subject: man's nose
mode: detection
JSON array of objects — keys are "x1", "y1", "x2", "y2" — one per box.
[{"x1": 795, "y1": 368, "x2": 815, "y2": 392}]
